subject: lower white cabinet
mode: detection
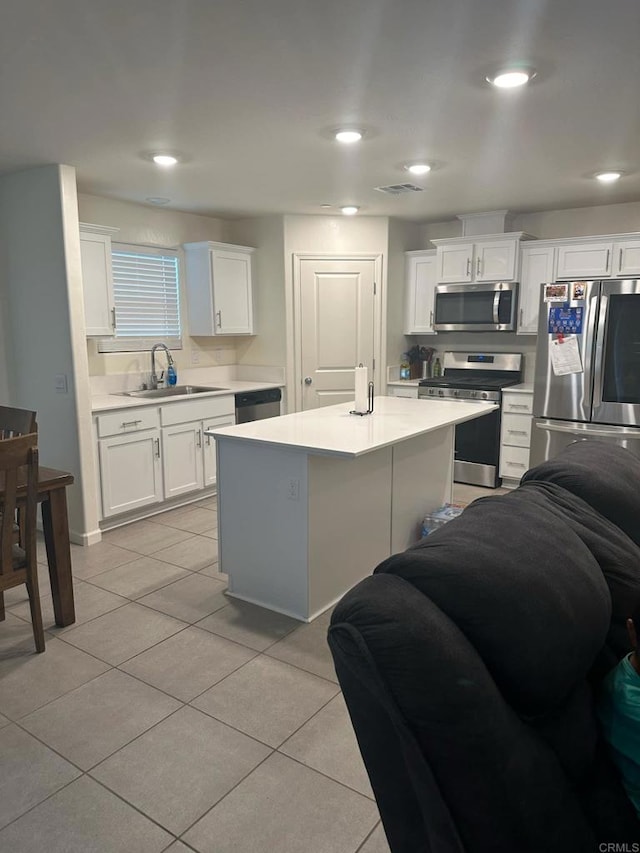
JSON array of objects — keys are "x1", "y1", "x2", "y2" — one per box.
[
  {"x1": 499, "y1": 390, "x2": 533, "y2": 487},
  {"x1": 98, "y1": 429, "x2": 163, "y2": 518},
  {"x1": 95, "y1": 394, "x2": 235, "y2": 520},
  {"x1": 162, "y1": 414, "x2": 234, "y2": 499}
]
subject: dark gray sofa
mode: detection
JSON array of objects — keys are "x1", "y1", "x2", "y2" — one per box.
[{"x1": 328, "y1": 441, "x2": 640, "y2": 852}]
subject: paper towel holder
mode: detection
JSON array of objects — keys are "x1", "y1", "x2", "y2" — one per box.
[{"x1": 350, "y1": 381, "x2": 374, "y2": 416}]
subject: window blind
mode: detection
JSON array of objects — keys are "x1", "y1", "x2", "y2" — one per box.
[{"x1": 113, "y1": 249, "x2": 180, "y2": 338}]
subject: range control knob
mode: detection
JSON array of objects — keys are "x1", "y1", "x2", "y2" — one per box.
[
  {"x1": 428, "y1": 388, "x2": 434, "y2": 396},
  {"x1": 481, "y1": 392, "x2": 488, "y2": 400},
  {"x1": 438, "y1": 389, "x2": 444, "y2": 397},
  {"x1": 453, "y1": 389, "x2": 460, "y2": 397},
  {"x1": 470, "y1": 390, "x2": 477, "y2": 398}
]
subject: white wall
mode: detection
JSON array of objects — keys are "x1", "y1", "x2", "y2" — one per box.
[
  {"x1": 77, "y1": 194, "x2": 238, "y2": 376},
  {"x1": 0, "y1": 165, "x2": 97, "y2": 541},
  {"x1": 420, "y1": 200, "x2": 640, "y2": 244},
  {"x1": 225, "y1": 215, "x2": 286, "y2": 368}
]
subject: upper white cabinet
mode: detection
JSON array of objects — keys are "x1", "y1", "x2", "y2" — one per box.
[
  {"x1": 79, "y1": 223, "x2": 119, "y2": 337},
  {"x1": 184, "y1": 241, "x2": 256, "y2": 336},
  {"x1": 518, "y1": 244, "x2": 555, "y2": 335},
  {"x1": 404, "y1": 250, "x2": 437, "y2": 334},
  {"x1": 615, "y1": 239, "x2": 640, "y2": 276},
  {"x1": 432, "y1": 234, "x2": 523, "y2": 284},
  {"x1": 556, "y1": 241, "x2": 613, "y2": 279}
]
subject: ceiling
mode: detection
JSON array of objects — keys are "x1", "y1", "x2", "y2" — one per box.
[{"x1": 2, "y1": 0, "x2": 639, "y2": 222}]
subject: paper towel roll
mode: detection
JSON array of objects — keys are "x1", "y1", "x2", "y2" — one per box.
[{"x1": 354, "y1": 364, "x2": 369, "y2": 413}]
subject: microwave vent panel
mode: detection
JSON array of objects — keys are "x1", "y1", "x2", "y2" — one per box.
[{"x1": 375, "y1": 183, "x2": 424, "y2": 195}]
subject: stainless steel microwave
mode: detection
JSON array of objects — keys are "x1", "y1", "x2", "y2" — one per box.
[{"x1": 433, "y1": 281, "x2": 518, "y2": 332}]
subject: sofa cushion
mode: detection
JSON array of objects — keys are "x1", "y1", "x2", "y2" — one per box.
[{"x1": 374, "y1": 485, "x2": 611, "y2": 716}]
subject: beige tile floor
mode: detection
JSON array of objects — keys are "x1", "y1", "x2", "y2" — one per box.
[{"x1": 0, "y1": 482, "x2": 500, "y2": 852}]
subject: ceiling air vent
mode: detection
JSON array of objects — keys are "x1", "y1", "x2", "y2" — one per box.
[{"x1": 375, "y1": 183, "x2": 424, "y2": 195}]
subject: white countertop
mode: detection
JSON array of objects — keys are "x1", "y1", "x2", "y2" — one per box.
[
  {"x1": 207, "y1": 396, "x2": 497, "y2": 458},
  {"x1": 387, "y1": 379, "x2": 421, "y2": 387},
  {"x1": 504, "y1": 383, "x2": 534, "y2": 394},
  {"x1": 91, "y1": 380, "x2": 282, "y2": 412}
]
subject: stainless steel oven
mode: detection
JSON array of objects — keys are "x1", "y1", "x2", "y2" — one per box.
[
  {"x1": 419, "y1": 352, "x2": 523, "y2": 487},
  {"x1": 434, "y1": 281, "x2": 518, "y2": 332}
]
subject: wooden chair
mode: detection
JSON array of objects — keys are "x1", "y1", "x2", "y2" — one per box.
[
  {"x1": 0, "y1": 433, "x2": 44, "y2": 652},
  {"x1": 0, "y1": 405, "x2": 37, "y2": 439}
]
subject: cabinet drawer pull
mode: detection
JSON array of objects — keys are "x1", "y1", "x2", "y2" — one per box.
[
  {"x1": 476, "y1": 257, "x2": 481, "y2": 277},
  {"x1": 466, "y1": 257, "x2": 471, "y2": 276},
  {"x1": 216, "y1": 310, "x2": 222, "y2": 328},
  {"x1": 619, "y1": 248, "x2": 623, "y2": 271},
  {"x1": 429, "y1": 310, "x2": 433, "y2": 327},
  {"x1": 508, "y1": 461, "x2": 527, "y2": 468},
  {"x1": 507, "y1": 429, "x2": 528, "y2": 435},
  {"x1": 519, "y1": 308, "x2": 523, "y2": 326},
  {"x1": 508, "y1": 403, "x2": 529, "y2": 410},
  {"x1": 111, "y1": 307, "x2": 116, "y2": 329},
  {"x1": 606, "y1": 248, "x2": 610, "y2": 269},
  {"x1": 197, "y1": 429, "x2": 202, "y2": 448},
  {"x1": 121, "y1": 419, "x2": 142, "y2": 428},
  {"x1": 154, "y1": 438, "x2": 160, "y2": 458}
]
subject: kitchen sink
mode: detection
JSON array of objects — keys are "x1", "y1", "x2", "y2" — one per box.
[{"x1": 119, "y1": 385, "x2": 228, "y2": 399}]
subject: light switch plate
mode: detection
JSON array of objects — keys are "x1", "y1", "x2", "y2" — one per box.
[{"x1": 54, "y1": 374, "x2": 68, "y2": 393}]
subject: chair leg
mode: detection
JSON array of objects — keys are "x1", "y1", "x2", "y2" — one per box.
[{"x1": 26, "y1": 573, "x2": 45, "y2": 653}]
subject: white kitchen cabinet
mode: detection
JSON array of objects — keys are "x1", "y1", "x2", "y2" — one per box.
[
  {"x1": 404, "y1": 250, "x2": 437, "y2": 334},
  {"x1": 96, "y1": 406, "x2": 163, "y2": 517},
  {"x1": 433, "y1": 234, "x2": 523, "y2": 284},
  {"x1": 387, "y1": 384, "x2": 419, "y2": 399},
  {"x1": 184, "y1": 241, "x2": 256, "y2": 336},
  {"x1": 518, "y1": 244, "x2": 555, "y2": 334},
  {"x1": 159, "y1": 395, "x2": 236, "y2": 499},
  {"x1": 79, "y1": 223, "x2": 119, "y2": 337},
  {"x1": 499, "y1": 390, "x2": 533, "y2": 488},
  {"x1": 556, "y1": 241, "x2": 613, "y2": 279},
  {"x1": 615, "y1": 239, "x2": 640, "y2": 276}
]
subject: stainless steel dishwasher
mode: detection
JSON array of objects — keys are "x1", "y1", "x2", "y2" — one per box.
[{"x1": 234, "y1": 388, "x2": 282, "y2": 423}]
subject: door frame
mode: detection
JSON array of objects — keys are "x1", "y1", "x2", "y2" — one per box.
[{"x1": 291, "y1": 253, "x2": 385, "y2": 412}]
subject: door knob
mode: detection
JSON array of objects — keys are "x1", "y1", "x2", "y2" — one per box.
[{"x1": 304, "y1": 377, "x2": 313, "y2": 385}]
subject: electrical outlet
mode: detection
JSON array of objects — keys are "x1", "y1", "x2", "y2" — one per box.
[
  {"x1": 214, "y1": 348, "x2": 224, "y2": 364},
  {"x1": 191, "y1": 349, "x2": 200, "y2": 364},
  {"x1": 286, "y1": 478, "x2": 300, "y2": 501}
]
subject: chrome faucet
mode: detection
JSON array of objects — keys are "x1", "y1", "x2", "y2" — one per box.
[{"x1": 150, "y1": 343, "x2": 174, "y2": 389}]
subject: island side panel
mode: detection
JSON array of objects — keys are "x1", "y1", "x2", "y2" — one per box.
[
  {"x1": 307, "y1": 446, "x2": 393, "y2": 620},
  {"x1": 390, "y1": 424, "x2": 455, "y2": 554},
  {"x1": 216, "y1": 437, "x2": 310, "y2": 619}
]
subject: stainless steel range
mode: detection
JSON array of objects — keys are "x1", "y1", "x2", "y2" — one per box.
[{"x1": 418, "y1": 352, "x2": 523, "y2": 488}]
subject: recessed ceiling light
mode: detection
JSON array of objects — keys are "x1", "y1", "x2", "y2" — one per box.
[
  {"x1": 405, "y1": 163, "x2": 431, "y2": 176},
  {"x1": 152, "y1": 153, "x2": 179, "y2": 167},
  {"x1": 145, "y1": 196, "x2": 171, "y2": 205},
  {"x1": 487, "y1": 69, "x2": 535, "y2": 88},
  {"x1": 595, "y1": 171, "x2": 623, "y2": 183},
  {"x1": 320, "y1": 204, "x2": 333, "y2": 209},
  {"x1": 335, "y1": 130, "x2": 363, "y2": 144},
  {"x1": 341, "y1": 206, "x2": 359, "y2": 215}
]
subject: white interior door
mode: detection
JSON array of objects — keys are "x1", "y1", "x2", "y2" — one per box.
[{"x1": 298, "y1": 258, "x2": 377, "y2": 410}]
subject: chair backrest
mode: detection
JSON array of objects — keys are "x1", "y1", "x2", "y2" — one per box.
[
  {"x1": 0, "y1": 433, "x2": 38, "y2": 579},
  {"x1": 0, "y1": 406, "x2": 37, "y2": 440}
]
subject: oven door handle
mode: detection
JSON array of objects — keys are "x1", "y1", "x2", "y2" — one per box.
[
  {"x1": 492, "y1": 292, "x2": 500, "y2": 324},
  {"x1": 535, "y1": 421, "x2": 640, "y2": 439}
]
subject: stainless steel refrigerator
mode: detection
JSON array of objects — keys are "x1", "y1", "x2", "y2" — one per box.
[{"x1": 530, "y1": 278, "x2": 640, "y2": 465}]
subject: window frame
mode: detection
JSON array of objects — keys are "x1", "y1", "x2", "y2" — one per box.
[{"x1": 97, "y1": 243, "x2": 183, "y2": 353}]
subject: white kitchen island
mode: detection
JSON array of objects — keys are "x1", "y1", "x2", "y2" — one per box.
[{"x1": 207, "y1": 396, "x2": 496, "y2": 622}]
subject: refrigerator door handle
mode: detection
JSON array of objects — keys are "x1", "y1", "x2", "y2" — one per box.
[{"x1": 535, "y1": 421, "x2": 640, "y2": 440}]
